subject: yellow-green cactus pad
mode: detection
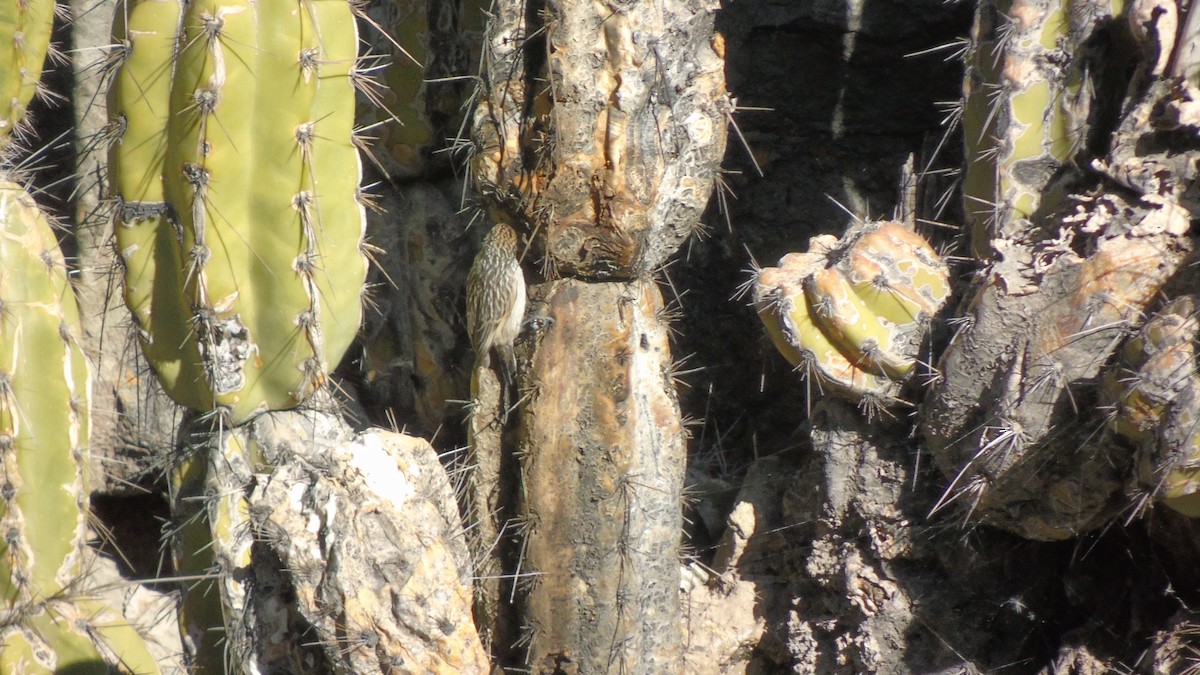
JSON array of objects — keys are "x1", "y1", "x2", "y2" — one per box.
[
  {"x1": 0, "y1": 183, "x2": 91, "y2": 609},
  {"x1": 752, "y1": 222, "x2": 949, "y2": 404},
  {"x1": 753, "y1": 264, "x2": 895, "y2": 400},
  {"x1": 0, "y1": 0, "x2": 54, "y2": 153},
  {"x1": 0, "y1": 606, "x2": 109, "y2": 674},
  {"x1": 0, "y1": 599, "x2": 161, "y2": 674},
  {"x1": 109, "y1": 0, "x2": 369, "y2": 423},
  {"x1": 805, "y1": 267, "x2": 917, "y2": 378}
]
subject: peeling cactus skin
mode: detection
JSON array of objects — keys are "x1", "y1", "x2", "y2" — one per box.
[
  {"x1": 0, "y1": 0, "x2": 54, "y2": 154},
  {"x1": 1102, "y1": 295, "x2": 1197, "y2": 447},
  {"x1": 472, "y1": 0, "x2": 731, "y2": 279},
  {"x1": 923, "y1": 196, "x2": 1190, "y2": 540},
  {"x1": 962, "y1": 0, "x2": 1124, "y2": 257},
  {"x1": 752, "y1": 221, "x2": 950, "y2": 406},
  {"x1": 107, "y1": 0, "x2": 369, "y2": 424},
  {"x1": 924, "y1": 0, "x2": 1200, "y2": 540}
]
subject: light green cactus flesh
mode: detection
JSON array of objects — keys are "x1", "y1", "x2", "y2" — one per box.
[
  {"x1": 962, "y1": 0, "x2": 1125, "y2": 255},
  {"x1": 752, "y1": 239, "x2": 897, "y2": 401},
  {"x1": 0, "y1": 0, "x2": 54, "y2": 153},
  {"x1": 0, "y1": 599, "x2": 161, "y2": 674},
  {"x1": 0, "y1": 182, "x2": 91, "y2": 609},
  {"x1": 167, "y1": 451, "x2": 226, "y2": 673},
  {"x1": 109, "y1": 0, "x2": 210, "y2": 412},
  {"x1": 109, "y1": 0, "x2": 368, "y2": 423},
  {"x1": 0, "y1": 608, "x2": 109, "y2": 674}
]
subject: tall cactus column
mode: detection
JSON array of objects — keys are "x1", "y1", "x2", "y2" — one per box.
[{"x1": 472, "y1": 1, "x2": 729, "y2": 670}]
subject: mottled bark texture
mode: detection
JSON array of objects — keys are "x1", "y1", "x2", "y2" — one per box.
[
  {"x1": 471, "y1": 0, "x2": 728, "y2": 669},
  {"x1": 518, "y1": 280, "x2": 686, "y2": 672},
  {"x1": 191, "y1": 407, "x2": 488, "y2": 674},
  {"x1": 472, "y1": 0, "x2": 730, "y2": 280}
]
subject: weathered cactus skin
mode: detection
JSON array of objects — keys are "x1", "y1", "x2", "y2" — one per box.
[
  {"x1": 185, "y1": 408, "x2": 489, "y2": 674},
  {"x1": 924, "y1": 0, "x2": 1200, "y2": 539},
  {"x1": 1102, "y1": 295, "x2": 1197, "y2": 446},
  {"x1": 752, "y1": 221, "x2": 949, "y2": 405},
  {"x1": 0, "y1": 182, "x2": 162, "y2": 674},
  {"x1": 0, "y1": 0, "x2": 54, "y2": 153},
  {"x1": 1103, "y1": 296, "x2": 1200, "y2": 517},
  {"x1": 109, "y1": 0, "x2": 368, "y2": 424},
  {"x1": 962, "y1": 0, "x2": 1124, "y2": 256},
  {"x1": 1156, "y1": 381, "x2": 1200, "y2": 516},
  {"x1": 472, "y1": 0, "x2": 730, "y2": 280}
]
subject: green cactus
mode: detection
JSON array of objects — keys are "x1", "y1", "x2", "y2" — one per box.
[
  {"x1": 0, "y1": 181, "x2": 161, "y2": 674},
  {"x1": 360, "y1": 0, "x2": 437, "y2": 179},
  {"x1": 752, "y1": 221, "x2": 950, "y2": 406},
  {"x1": 109, "y1": 0, "x2": 368, "y2": 424},
  {"x1": 0, "y1": 0, "x2": 55, "y2": 154},
  {"x1": 0, "y1": 181, "x2": 91, "y2": 609}
]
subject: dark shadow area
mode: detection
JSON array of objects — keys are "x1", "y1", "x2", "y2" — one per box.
[
  {"x1": 90, "y1": 488, "x2": 174, "y2": 591},
  {"x1": 675, "y1": 0, "x2": 971, "y2": 562}
]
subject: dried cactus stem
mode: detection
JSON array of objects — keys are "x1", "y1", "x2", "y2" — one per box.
[{"x1": 517, "y1": 279, "x2": 685, "y2": 671}]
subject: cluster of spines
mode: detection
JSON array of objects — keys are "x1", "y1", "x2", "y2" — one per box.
[
  {"x1": 107, "y1": 0, "x2": 369, "y2": 424},
  {"x1": 751, "y1": 221, "x2": 950, "y2": 409},
  {"x1": 0, "y1": 181, "x2": 160, "y2": 673}
]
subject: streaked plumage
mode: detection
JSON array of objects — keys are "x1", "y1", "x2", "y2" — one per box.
[{"x1": 466, "y1": 222, "x2": 526, "y2": 378}]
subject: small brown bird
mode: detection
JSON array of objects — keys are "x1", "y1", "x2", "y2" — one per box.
[{"x1": 466, "y1": 222, "x2": 526, "y2": 388}]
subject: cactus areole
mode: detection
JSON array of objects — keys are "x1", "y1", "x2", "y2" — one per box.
[{"x1": 109, "y1": 0, "x2": 368, "y2": 423}]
